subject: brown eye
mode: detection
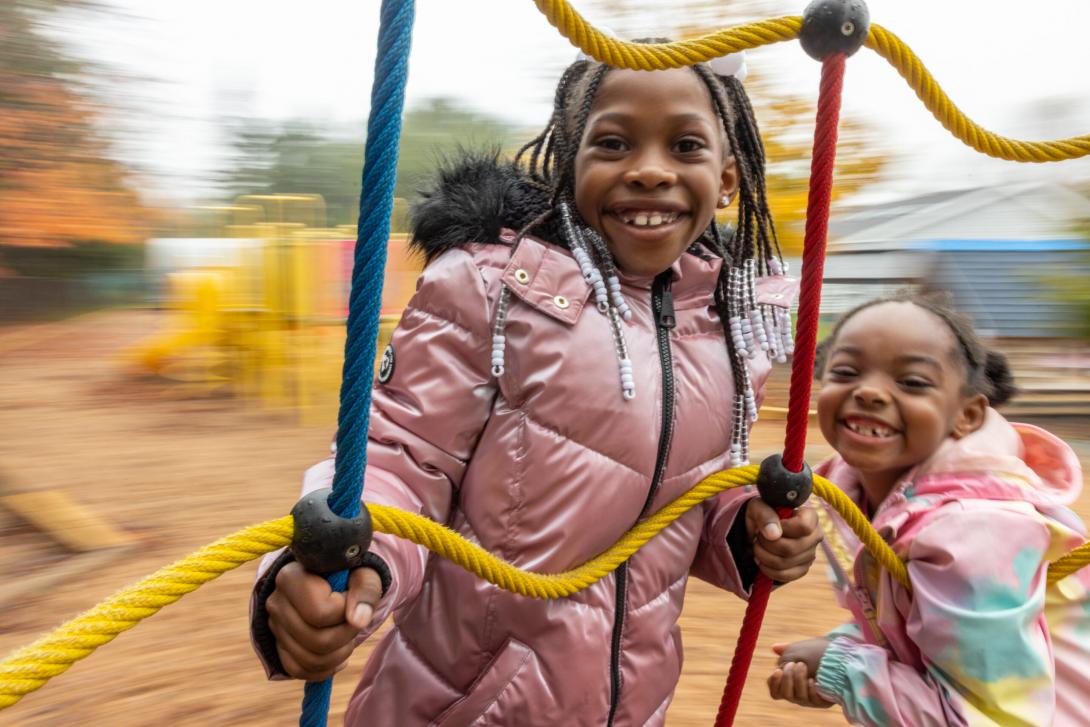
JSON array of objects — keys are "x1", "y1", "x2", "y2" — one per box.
[
  {"x1": 595, "y1": 137, "x2": 627, "y2": 152},
  {"x1": 675, "y1": 138, "x2": 705, "y2": 153}
]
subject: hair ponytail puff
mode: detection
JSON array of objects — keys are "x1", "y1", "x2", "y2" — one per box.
[{"x1": 983, "y1": 350, "x2": 1017, "y2": 406}]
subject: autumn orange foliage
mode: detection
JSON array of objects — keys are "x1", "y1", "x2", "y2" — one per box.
[{"x1": 0, "y1": 45, "x2": 148, "y2": 248}]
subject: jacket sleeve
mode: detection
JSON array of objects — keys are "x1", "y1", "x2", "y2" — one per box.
[
  {"x1": 815, "y1": 504, "x2": 1056, "y2": 727},
  {"x1": 689, "y1": 349, "x2": 771, "y2": 599},
  {"x1": 250, "y1": 248, "x2": 500, "y2": 677}
]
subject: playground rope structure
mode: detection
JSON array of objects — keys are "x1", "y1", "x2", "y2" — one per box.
[
  {"x1": 2, "y1": 472, "x2": 1088, "y2": 711},
  {"x1": 3, "y1": 0, "x2": 1090, "y2": 723},
  {"x1": 533, "y1": 1, "x2": 1090, "y2": 162},
  {"x1": 299, "y1": 0, "x2": 413, "y2": 723}
]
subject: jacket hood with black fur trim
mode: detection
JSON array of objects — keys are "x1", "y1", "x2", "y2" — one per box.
[{"x1": 409, "y1": 151, "x2": 554, "y2": 264}]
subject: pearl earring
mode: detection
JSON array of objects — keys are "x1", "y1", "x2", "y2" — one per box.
[{"x1": 720, "y1": 194, "x2": 731, "y2": 208}]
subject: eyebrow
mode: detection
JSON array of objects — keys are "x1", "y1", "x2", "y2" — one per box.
[
  {"x1": 589, "y1": 111, "x2": 716, "y2": 129},
  {"x1": 831, "y1": 345, "x2": 943, "y2": 369}
]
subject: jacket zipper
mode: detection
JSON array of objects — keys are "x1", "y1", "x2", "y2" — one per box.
[{"x1": 607, "y1": 272, "x2": 676, "y2": 726}]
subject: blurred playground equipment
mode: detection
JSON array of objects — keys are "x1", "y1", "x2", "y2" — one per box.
[{"x1": 127, "y1": 194, "x2": 419, "y2": 423}]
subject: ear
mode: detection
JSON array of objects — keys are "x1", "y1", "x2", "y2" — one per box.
[
  {"x1": 951, "y1": 393, "x2": 987, "y2": 439},
  {"x1": 718, "y1": 155, "x2": 739, "y2": 208}
]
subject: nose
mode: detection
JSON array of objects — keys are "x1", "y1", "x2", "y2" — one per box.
[
  {"x1": 622, "y1": 151, "x2": 677, "y2": 190},
  {"x1": 852, "y1": 384, "x2": 889, "y2": 408}
]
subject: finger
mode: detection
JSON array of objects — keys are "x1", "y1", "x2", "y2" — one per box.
[
  {"x1": 756, "y1": 526, "x2": 823, "y2": 560},
  {"x1": 754, "y1": 548, "x2": 817, "y2": 582},
  {"x1": 780, "y1": 663, "x2": 797, "y2": 702},
  {"x1": 268, "y1": 591, "x2": 360, "y2": 658},
  {"x1": 276, "y1": 562, "x2": 349, "y2": 628},
  {"x1": 277, "y1": 647, "x2": 334, "y2": 682},
  {"x1": 746, "y1": 499, "x2": 783, "y2": 541},
  {"x1": 791, "y1": 660, "x2": 810, "y2": 700},
  {"x1": 270, "y1": 617, "x2": 355, "y2": 679},
  {"x1": 758, "y1": 540, "x2": 819, "y2": 575},
  {"x1": 771, "y1": 643, "x2": 787, "y2": 655},
  {"x1": 778, "y1": 506, "x2": 819, "y2": 539},
  {"x1": 758, "y1": 562, "x2": 816, "y2": 584},
  {"x1": 346, "y1": 567, "x2": 384, "y2": 629},
  {"x1": 767, "y1": 669, "x2": 784, "y2": 700}
]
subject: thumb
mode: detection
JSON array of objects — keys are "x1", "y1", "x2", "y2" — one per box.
[
  {"x1": 747, "y1": 499, "x2": 783, "y2": 541},
  {"x1": 771, "y1": 643, "x2": 787, "y2": 655},
  {"x1": 346, "y1": 566, "x2": 383, "y2": 630}
]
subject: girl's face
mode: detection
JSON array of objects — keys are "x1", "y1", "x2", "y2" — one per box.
[
  {"x1": 816, "y1": 302, "x2": 987, "y2": 493},
  {"x1": 573, "y1": 67, "x2": 738, "y2": 278}
]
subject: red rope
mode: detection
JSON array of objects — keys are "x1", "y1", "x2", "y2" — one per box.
[{"x1": 713, "y1": 52, "x2": 846, "y2": 727}]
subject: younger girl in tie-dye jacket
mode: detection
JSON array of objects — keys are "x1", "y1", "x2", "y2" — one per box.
[{"x1": 767, "y1": 293, "x2": 1090, "y2": 726}]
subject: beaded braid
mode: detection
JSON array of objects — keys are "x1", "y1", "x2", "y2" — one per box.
[{"x1": 689, "y1": 63, "x2": 791, "y2": 464}]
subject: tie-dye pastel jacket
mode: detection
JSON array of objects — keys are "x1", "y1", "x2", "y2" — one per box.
[{"x1": 812, "y1": 408, "x2": 1090, "y2": 726}]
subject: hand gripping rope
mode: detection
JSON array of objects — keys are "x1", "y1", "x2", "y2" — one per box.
[{"x1": 3, "y1": 0, "x2": 1090, "y2": 724}]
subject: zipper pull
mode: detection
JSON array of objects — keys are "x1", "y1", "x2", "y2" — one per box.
[{"x1": 654, "y1": 273, "x2": 676, "y2": 330}]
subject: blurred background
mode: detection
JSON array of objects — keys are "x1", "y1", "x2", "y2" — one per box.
[{"x1": 1, "y1": 1, "x2": 1088, "y2": 725}]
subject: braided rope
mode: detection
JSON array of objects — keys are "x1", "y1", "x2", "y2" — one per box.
[
  {"x1": 531, "y1": 1, "x2": 1090, "y2": 162},
  {"x1": 717, "y1": 52, "x2": 847, "y2": 727},
  {"x1": 0, "y1": 518, "x2": 294, "y2": 710},
  {"x1": 535, "y1": 1, "x2": 802, "y2": 67},
  {"x1": 7, "y1": 464, "x2": 1089, "y2": 712},
  {"x1": 1047, "y1": 542, "x2": 1090, "y2": 585},
  {"x1": 864, "y1": 25, "x2": 1090, "y2": 162},
  {"x1": 303, "y1": 0, "x2": 414, "y2": 723},
  {"x1": 0, "y1": 469, "x2": 900, "y2": 712}
]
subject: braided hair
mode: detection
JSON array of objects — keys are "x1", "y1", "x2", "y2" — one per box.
[
  {"x1": 499, "y1": 45, "x2": 788, "y2": 463},
  {"x1": 814, "y1": 291, "x2": 1017, "y2": 406}
]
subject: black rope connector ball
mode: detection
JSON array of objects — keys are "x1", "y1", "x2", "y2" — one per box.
[
  {"x1": 290, "y1": 487, "x2": 374, "y2": 575},
  {"x1": 799, "y1": 0, "x2": 870, "y2": 61},
  {"x1": 756, "y1": 454, "x2": 814, "y2": 510}
]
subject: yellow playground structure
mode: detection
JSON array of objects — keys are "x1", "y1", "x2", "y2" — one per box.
[{"x1": 128, "y1": 194, "x2": 420, "y2": 422}]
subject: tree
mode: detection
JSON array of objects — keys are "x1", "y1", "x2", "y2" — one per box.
[
  {"x1": 0, "y1": 0, "x2": 149, "y2": 247},
  {"x1": 219, "y1": 98, "x2": 514, "y2": 229}
]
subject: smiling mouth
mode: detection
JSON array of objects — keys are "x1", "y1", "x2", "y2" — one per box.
[
  {"x1": 841, "y1": 417, "x2": 899, "y2": 439},
  {"x1": 609, "y1": 208, "x2": 684, "y2": 229}
]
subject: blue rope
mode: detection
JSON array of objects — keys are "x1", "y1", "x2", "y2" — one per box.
[{"x1": 299, "y1": 0, "x2": 415, "y2": 724}]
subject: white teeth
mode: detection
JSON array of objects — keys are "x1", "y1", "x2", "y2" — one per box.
[
  {"x1": 847, "y1": 420, "x2": 894, "y2": 437},
  {"x1": 619, "y1": 211, "x2": 676, "y2": 227}
]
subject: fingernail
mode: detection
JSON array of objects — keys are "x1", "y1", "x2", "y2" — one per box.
[
  {"x1": 353, "y1": 603, "x2": 372, "y2": 627},
  {"x1": 762, "y1": 522, "x2": 782, "y2": 539}
]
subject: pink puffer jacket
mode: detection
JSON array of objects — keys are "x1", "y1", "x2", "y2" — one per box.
[{"x1": 251, "y1": 158, "x2": 793, "y2": 726}]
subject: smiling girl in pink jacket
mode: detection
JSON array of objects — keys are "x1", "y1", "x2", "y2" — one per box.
[
  {"x1": 249, "y1": 44, "x2": 824, "y2": 727},
  {"x1": 768, "y1": 294, "x2": 1090, "y2": 726}
]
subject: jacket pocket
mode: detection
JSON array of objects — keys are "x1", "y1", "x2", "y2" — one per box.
[{"x1": 430, "y1": 638, "x2": 533, "y2": 727}]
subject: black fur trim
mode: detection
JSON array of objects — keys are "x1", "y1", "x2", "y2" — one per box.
[{"x1": 409, "y1": 149, "x2": 554, "y2": 263}]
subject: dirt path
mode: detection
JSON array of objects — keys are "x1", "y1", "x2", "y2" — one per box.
[{"x1": 1, "y1": 311, "x2": 1087, "y2": 726}]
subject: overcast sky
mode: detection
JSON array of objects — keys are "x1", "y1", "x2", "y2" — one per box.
[{"x1": 69, "y1": 0, "x2": 1090, "y2": 203}]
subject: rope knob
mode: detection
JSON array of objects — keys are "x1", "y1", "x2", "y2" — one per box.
[
  {"x1": 799, "y1": 0, "x2": 870, "y2": 61},
  {"x1": 290, "y1": 487, "x2": 373, "y2": 575},
  {"x1": 756, "y1": 454, "x2": 814, "y2": 510}
]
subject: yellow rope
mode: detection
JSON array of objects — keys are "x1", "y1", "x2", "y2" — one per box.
[
  {"x1": 532, "y1": 1, "x2": 1090, "y2": 162},
  {"x1": 533, "y1": 1, "x2": 802, "y2": 68},
  {"x1": 0, "y1": 518, "x2": 294, "y2": 710},
  {"x1": 864, "y1": 25, "x2": 1090, "y2": 162},
  {"x1": 1048, "y1": 542, "x2": 1090, "y2": 585},
  {"x1": 2, "y1": 464, "x2": 1085, "y2": 710},
  {"x1": 367, "y1": 469, "x2": 910, "y2": 596}
]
